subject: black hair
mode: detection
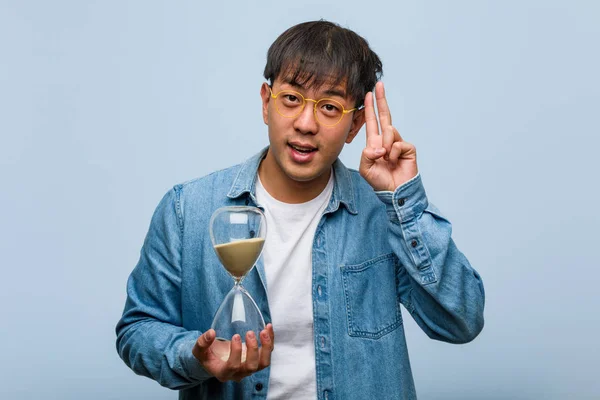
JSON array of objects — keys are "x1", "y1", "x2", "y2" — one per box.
[{"x1": 264, "y1": 20, "x2": 383, "y2": 108}]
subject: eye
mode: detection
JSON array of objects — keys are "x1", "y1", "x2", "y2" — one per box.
[
  {"x1": 319, "y1": 101, "x2": 342, "y2": 115},
  {"x1": 281, "y1": 93, "x2": 302, "y2": 105}
]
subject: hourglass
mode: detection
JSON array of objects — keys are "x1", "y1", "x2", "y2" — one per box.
[{"x1": 209, "y1": 206, "x2": 267, "y2": 362}]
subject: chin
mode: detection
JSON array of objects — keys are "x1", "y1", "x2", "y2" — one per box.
[
  {"x1": 289, "y1": 174, "x2": 319, "y2": 183},
  {"x1": 284, "y1": 166, "x2": 327, "y2": 183}
]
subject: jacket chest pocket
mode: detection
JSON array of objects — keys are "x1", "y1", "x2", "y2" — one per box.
[{"x1": 341, "y1": 253, "x2": 402, "y2": 339}]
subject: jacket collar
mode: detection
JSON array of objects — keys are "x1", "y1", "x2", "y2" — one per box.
[{"x1": 227, "y1": 146, "x2": 358, "y2": 215}]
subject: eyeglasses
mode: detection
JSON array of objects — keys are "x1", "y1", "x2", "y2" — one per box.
[{"x1": 269, "y1": 87, "x2": 357, "y2": 127}]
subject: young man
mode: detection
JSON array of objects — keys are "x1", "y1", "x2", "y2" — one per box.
[{"x1": 116, "y1": 20, "x2": 485, "y2": 399}]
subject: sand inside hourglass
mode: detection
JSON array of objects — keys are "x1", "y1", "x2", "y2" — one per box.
[{"x1": 214, "y1": 237, "x2": 265, "y2": 278}]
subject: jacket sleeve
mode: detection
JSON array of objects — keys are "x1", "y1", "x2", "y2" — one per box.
[
  {"x1": 115, "y1": 186, "x2": 212, "y2": 389},
  {"x1": 376, "y1": 174, "x2": 485, "y2": 344}
]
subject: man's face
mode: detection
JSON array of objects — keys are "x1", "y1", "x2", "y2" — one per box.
[{"x1": 259, "y1": 76, "x2": 365, "y2": 189}]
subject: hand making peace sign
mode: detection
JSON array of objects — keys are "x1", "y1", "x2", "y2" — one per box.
[{"x1": 359, "y1": 82, "x2": 419, "y2": 192}]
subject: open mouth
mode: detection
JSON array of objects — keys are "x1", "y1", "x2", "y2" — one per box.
[{"x1": 289, "y1": 143, "x2": 317, "y2": 154}]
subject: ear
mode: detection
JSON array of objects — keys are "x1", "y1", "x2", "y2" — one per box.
[
  {"x1": 260, "y1": 83, "x2": 271, "y2": 125},
  {"x1": 345, "y1": 108, "x2": 365, "y2": 144}
]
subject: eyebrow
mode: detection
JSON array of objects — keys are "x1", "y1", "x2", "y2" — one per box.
[{"x1": 282, "y1": 78, "x2": 347, "y2": 99}]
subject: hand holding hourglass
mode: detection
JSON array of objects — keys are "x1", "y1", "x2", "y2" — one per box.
[
  {"x1": 192, "y1": 324, "x2": 275, "y2": 382},
  {"x1": 192, "y1": 206, "x2": 275, "y2": 382}
]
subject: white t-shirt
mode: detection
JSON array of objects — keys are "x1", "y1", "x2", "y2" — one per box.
[{"x1": 255, "y1": 172, "x2": 334, "y2": 400}]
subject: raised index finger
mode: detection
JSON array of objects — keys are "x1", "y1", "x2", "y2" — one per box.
[{"x1": 364, "y1": 90, "x2": 380, "y2": 148}]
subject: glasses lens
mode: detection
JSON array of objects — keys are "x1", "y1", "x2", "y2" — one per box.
[
  {"x1": 275, "y1": 91, "x2": 304, "y2": 118},
  {"x1": 315, "y1": 99, "x2": 344, "y2": 126}
]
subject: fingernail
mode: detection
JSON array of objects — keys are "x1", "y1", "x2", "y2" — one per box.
[
  {"x1": 233, "y1": 334, "x2": 241, "y2": 343},
  {"x1": 261, "y1": 332, "x2": 270, "y2": 342},
  {"x1": 205, "y1": 330, "x2": 213, "y2": 340},
  {"x1": 375, "y1": 148, "x2": 385, "y2": 154},
  {"x1": 248, "y1": 331, "x2": 255, "y2": 339}
]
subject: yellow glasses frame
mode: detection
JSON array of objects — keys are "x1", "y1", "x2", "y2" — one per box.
[{"x1": 269, "y1": 87, "x2": 357, "y2": 127}]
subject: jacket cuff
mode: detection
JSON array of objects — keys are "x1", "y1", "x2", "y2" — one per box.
[
  {"x1": 375, "y1": 173, "x2": 428, "y2": 224},
  {"x1": 178, "y1": 337, "x2": 213, "y2": 382}
]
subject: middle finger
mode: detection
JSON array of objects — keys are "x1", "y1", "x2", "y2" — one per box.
[
  {"x1": 227, "y1": 334, "x2": 244, "y2": 370},
  {"x1": 376, "y1": 82, "x2": 397, "y2": 155},
  {"x1": 243, "y1": 331, "x2": 259, "y2": 372},
  {"x1": 375, "y1": 81, "x2": 392, "y2": 127}
]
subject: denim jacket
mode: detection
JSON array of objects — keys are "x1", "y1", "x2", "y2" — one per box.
[{"x1": 116, "y1": 148, "x2": 485, "y2": 400}]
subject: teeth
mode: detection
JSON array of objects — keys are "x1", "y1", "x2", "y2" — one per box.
[{"x1": 291, "y1": 144, "x2": 314, "y2": 153}]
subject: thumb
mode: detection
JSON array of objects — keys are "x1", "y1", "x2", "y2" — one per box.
[
  {"x1": 193, "y1": 329, "x2": 216, "y2": 360},
  {"x1": 361, "y1": 146, "x2": 386, "y2": 167}
]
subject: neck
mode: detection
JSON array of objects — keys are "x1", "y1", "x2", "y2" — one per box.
[{"x1": 257, "y1": 151, "x2": 331, "y2": 204}]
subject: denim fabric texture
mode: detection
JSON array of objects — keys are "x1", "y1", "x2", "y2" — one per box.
[{"x1": 116, "y1": 147, "x2": 485, "y2": 400}]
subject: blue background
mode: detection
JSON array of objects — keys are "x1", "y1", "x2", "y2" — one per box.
[{"x1": 1, "y1": 1, "x2": 598, "y2": 399}]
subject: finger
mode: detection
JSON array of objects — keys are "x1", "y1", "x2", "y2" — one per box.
[
  {"x1": 364, "y1": 91, "x2": 380, "y2": 148},
  {"x1": 361, "y1": 146, "x2": 386, "y2": 167},
  {"x1": 388, "y1": 141, "x2": 404, "y2": 167},
  {"x1": 383, "y1": 125, "x2": 402, "y2": 152},
  {"x1": 376, "y1": 83, "x2": 396, "y2": 158},
  {"x1": 227, "y1": 334, "x2": 243, "y2": 370},
  {"x1": 381, "y1": 125, "x2": 399, "y2": 161},
  {"x1": 192, "y1": 330, "x2": 216, "y2": 360},
  {"x1": 244, "y1": 331, "x2": 259, "y2": 372},
  {"x1": 375, "y1": 81, "x2": 392, "y2": 127},
  {"x1": 388, "y1": 141, "x2": 416, "y2": 167},
  {"x1": 257, "y1": 328, "x2": 274, "y2": 369},
  {"x1": 267, "y1": 323, "x2": 275, "y2": 345}
]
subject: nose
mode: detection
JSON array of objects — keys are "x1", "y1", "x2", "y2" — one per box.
[{"x1": 293, "y1": 100, "x2": 318, "y2": 135}]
